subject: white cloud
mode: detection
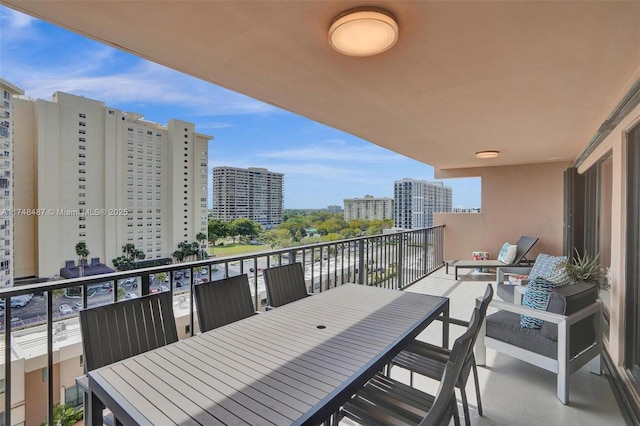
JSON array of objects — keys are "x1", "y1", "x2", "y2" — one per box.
[
  {"x1": 199, "y1": 122, "x2": 235, "y2": 129},
  {"x1": 257, "y1": 143, "x2": 405, "y2": 163},
  {"x1": 1, "y1": 7, "x2": 37, "y2": 34},
  {"x1": 1, "y1": 17, "x2": 279, "y2": 117}
]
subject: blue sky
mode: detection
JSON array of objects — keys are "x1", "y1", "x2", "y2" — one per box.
[{"x1": 0, "y1": 6, "x2": 481, "y2": 209}]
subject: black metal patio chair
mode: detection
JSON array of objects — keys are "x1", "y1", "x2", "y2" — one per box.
[
  {"x1": 390, "y1": 284, "x2": 493, "y2": 425},
  {"x1": 340, "y1": 309, "x2": 480, "y2": 426},
  {"x1": 77, "y1": 291, "x2": 178, "y2": 425},
  {"x1": 262, "y1": 262, "x2": 310, "y2": 308},
  {"x1": 194, "y1": 274, "x2": 256, "y2": 332}
]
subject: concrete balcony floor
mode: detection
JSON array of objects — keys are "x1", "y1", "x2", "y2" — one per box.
[{"x1": 344, "y1": 267, "x2": 625, "y2": 426}]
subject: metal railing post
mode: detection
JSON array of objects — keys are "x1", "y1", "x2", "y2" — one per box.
[
  {"x1": 358, "y1": 239, "x2": 365, "y2": 285},
  {"x1": 141, "y1": 273, "x2": 151, "y2": 296},
  {"x1": 4, "y1": 299, "x2": 11, "y2": 426},
  {"x1": 47, "y1": 290, "x2": 54, "y2": 425},
  {"x1": 397, "y1": 234, "x2": 404, "y2": 289},
  {"x1": 423, "y1": 229, "x2": 429, "y2": 276}
]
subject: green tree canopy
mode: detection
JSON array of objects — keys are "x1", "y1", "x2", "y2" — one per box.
[
  {"x1": 208, "y1": 219, "x2": 229, "y2": 242},
  {"x1": 316, "y1": 217, "x2": 348, "y2": 235},
  {"x1": 261, "y1": 228, "x2": 294, "y2": 249},
  {"x1": 340, "y1": 228, "x2": 360, "y2": 239},
  {"x1": 38, "y1": 403, "x2": 83, "y2": 426},
  {"x1": 231, "y1": 218, "x2": 262, "y2": 239}
]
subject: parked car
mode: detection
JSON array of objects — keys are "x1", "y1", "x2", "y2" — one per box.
[
  {"x1": 10, "y1": 297, "x2": 28, "y2": 308},
  {"x1": 73, "y1": 302, "x2": 83, "y2": 310},
  {"x1": 59, "y1": 304, "x2": 73, "y2": 315},
  {"x1": 124, "y1": 293, "x2": 138, "y2": 300}
]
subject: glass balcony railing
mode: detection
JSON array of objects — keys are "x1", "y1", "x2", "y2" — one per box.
[{"x1": 0, "y1": 226, "x2": 444, "y2": 426}]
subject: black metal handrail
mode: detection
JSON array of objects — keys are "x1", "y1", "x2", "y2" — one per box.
[{"x1": 0, "y1": 226, "x2": 444, "y2": 425}]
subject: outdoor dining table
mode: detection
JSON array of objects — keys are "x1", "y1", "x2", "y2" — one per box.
[{"x1": 84, "y1": 284, "x2": 449, "y2": 425}]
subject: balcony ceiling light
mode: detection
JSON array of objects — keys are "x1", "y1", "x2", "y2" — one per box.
[
  {"x1": 475, "y1": 150, "x2": 500, "y2": 159},
  {"x1": 329, "y1": 7, "x2": 399, "y2": 57}
]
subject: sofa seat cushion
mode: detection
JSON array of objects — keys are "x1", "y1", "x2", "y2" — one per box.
[{"x1": 487, "y1": 311, "x2": 557, "y2": 359}]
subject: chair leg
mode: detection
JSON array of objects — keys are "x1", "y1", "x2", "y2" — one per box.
[
  {"x1": 459, "y1": 387, "x2": 471, "y2": 426},
  {"x1": 472, "y1": 362, "x2": 483, "y2": 416},
  {"x1": 453, "y1": 401, "x2": 461, "y2": 426},
  {"x1": 589, "y1": 354, "x2": 602, "y2": 375},
  {"x1": 557, "y1": 368, "x2": 569, "y2": 404}
]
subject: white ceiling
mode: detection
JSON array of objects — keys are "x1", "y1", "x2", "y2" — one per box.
[{"x1": 6, "y1": 0, "x2": 640, "y2": 171}]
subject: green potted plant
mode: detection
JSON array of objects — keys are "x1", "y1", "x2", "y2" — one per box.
[{"x1": 565, "y1": 249, "x2": 602, "y2": 290}]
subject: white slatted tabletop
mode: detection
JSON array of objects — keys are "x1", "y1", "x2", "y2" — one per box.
[{"x1": 87, "y1": 284, "x2": 448, "y2": 425}]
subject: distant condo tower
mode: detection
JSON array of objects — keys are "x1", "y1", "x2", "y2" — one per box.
[
  {"x1": 0, "y1": 79, "x2": 25, "y2": 287},
  {"x1": 393, "y1": 179, "x2": 452, "y2": 229},
  {"x1": 343, "y1": 195, "x2": 393, "y2": 221},
  {"x1": 212, "y1": 166, "x2": 284, "y2": 229}
]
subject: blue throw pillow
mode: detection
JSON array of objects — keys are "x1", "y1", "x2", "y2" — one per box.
[
  {"x1": 497, "y1": 242, "x2": 512, "y2": 263},
  {"x1": 527, "y1": 253, "x2": 567, "y2": 282},
  {"x1": 520, "y1": 254, "x2": 570, "y2": 329},
  {"x1": 520, "y1": 278, "x2": 564, "y2": 328}
]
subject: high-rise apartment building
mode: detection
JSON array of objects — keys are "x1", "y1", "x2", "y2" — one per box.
[
  {"x1": 12, "y1": 91, "x2": 212, "y2": 279},
  {"x1": 212, "y1": 166, "x2": 283, "y2": 229},
  {"x1": 393, "y1": 179, "x2": 452, "y2": 229},
  {"x1": 343, "y1": 195, "x2": 393, "y2": 221},
  {"x1": 326, "y1": 205, "x2": 342, "y2": 214},
  {"x1": 0, "y1": 79, "x2": 24, "y2": 287}
]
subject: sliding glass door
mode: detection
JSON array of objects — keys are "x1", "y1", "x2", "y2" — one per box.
[{"x1": 626, "y1": 123, "x2": 640, "y2": 384}]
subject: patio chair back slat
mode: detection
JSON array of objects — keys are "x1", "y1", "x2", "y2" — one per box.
[
  {"x1": 194, "y1": 274, "x2": 256, "y2": 332},
  {"x1": 263, "y1": 263, "x2": 309, "y2": 308},
  {"x1": 80, "y1": 291, "x2": 178, "y2": 372}
]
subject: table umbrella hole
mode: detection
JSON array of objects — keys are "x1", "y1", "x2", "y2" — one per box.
[{"x1": 316, "y1": 325, "x2": 326, "y2": 329}]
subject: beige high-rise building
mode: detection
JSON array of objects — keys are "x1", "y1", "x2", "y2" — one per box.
[
  {"x1": 343, "y1": 195, "x2": 393, "y2": 221},
  {"x1": 212, "y1": 166, "x2": 284, "y2": 229},
  {"x1": 0, "y1": 79, "x2": 25, "y2": 287},
  {"x1": 12, "y1": 91, "x2": 212, "y2": 279}
]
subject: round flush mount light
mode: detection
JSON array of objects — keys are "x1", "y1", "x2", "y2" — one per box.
[
  {"x1": 329, "y1": 7, "x2": 399, "y2": 57},
  {"x1": 475, "y1": 151, "x2": 500, "y2": 159}
]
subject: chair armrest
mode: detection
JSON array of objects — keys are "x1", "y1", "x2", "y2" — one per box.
[
  {"x1": 487, "y1": 299, "x2": 602, "y2": 325},
  {"x1": 488, "y1": 299, "x2": 567, "y2": 324}
]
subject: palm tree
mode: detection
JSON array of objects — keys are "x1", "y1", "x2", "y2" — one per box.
[
  {"x1": 196, "y1": 232, "x2": 208, "y2": 260},
  {"x1": 112, "y1": 243, "x2": 146, "y2": 271},
  {"x1": 75, "y1": 241, "x2": 90, "y2": 277},
  {"x1": 172, "y1": 249, "x2": 185, "y2": 263}
]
